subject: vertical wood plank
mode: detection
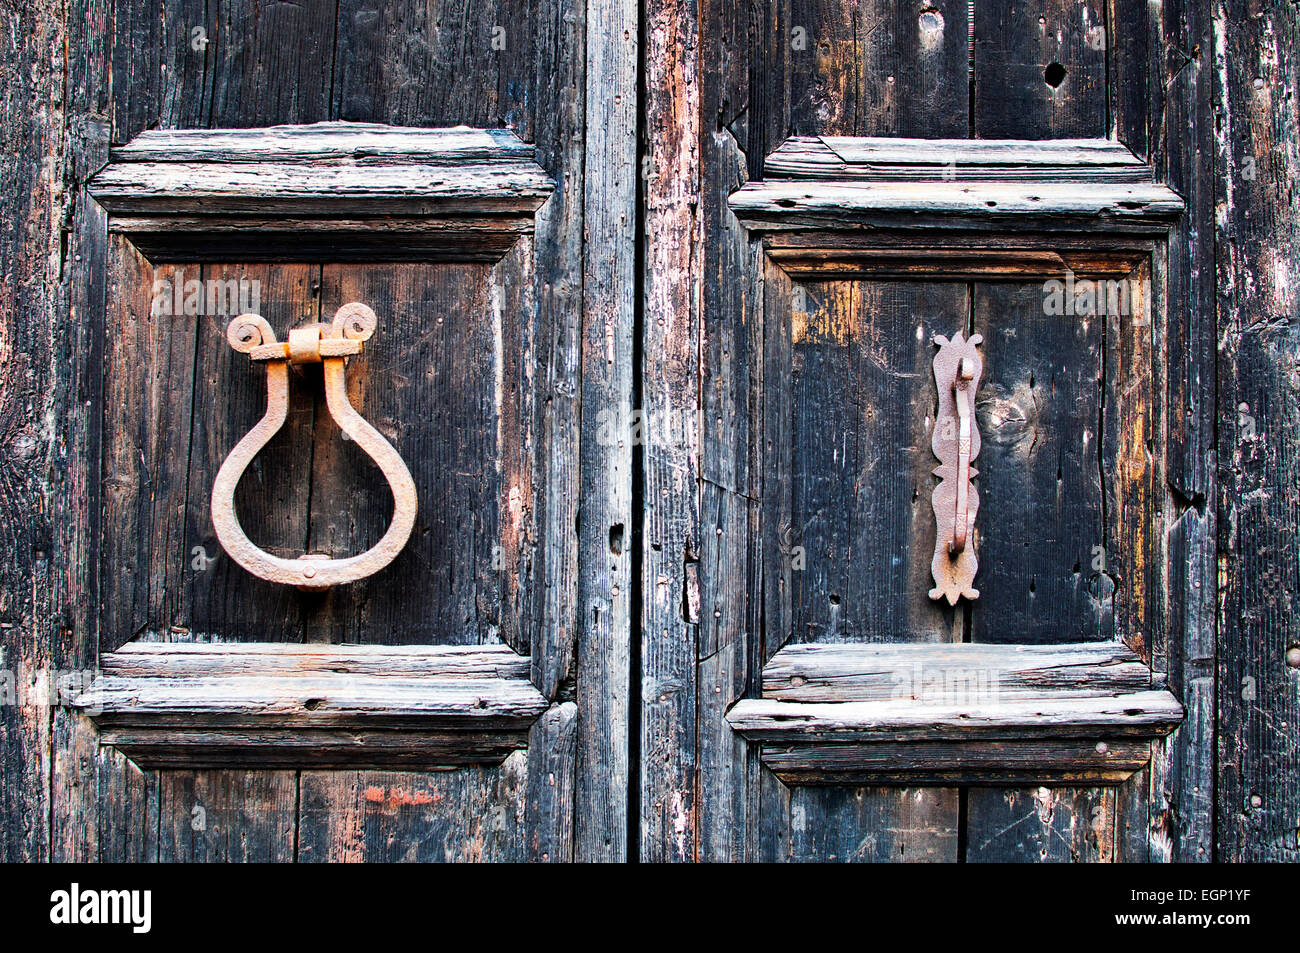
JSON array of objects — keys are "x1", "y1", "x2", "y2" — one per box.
[
  {"x1": 298, "y1": 764, "x2": 527, "y2": 862},
  {"x1": 295, "y1": 702, "x2": 579, "y2": 862},
  {"x1": 158, "y1": 771, "x2": 297, "y2": 862},
  {"x1": 965, "y1": 0, "x2": 1151, "y2": 862},
  {"x1": 310, "y1": 264, "x2": 503, "y2": 646},
  {"x1": 1152, "y1": 0, "x2": 1218, "y2": 861},
  {"x1": 787, "y1": 786, "x2": 960, "y2": 862},
  {"x1": 100, "y1": 237, "x2": 196, "y2": 650},
  {"x1": 974, "y1": 0, "x2": 1108, "y2": 139},
  {"x1": 0, "y1": 0, "x2": 73, "y2": 860},
  {"x1": 641, "y1": 0, "x2": 702, "y2": 862},
  {"x1": 774, "y1": 281, "x2": 963, "y2": 645},
  {"x1": 1102, "y1": 258, "x2": 1162, "y2": 662},
  {"x1": 696, "y1": 0, "x2": 765, "y2": 859},
  {"x1": 110, "y1": 0, "x2": 163, "y2": 140},
  {"x1": 1215, "y1": 0, "x2": 1300, "y2": 863},
  {"x1": 47, "y1": 0, "x2": 117, "y2": 862},
  {"x1": 966, "y1": 787, "x2": 1117, "y2": 862},
  {"x1": 184, "y1": 264, "x2": 319, "y2": 642},
  {"x1": 969, "y1": 284, "x2": 1108, "y2": 644},
  {"x1": 698, "y1": 0, "x2": 972, "y2": 862},
  {"x1": 574, "y1": 0, "x2": 636, "y2": 861}
]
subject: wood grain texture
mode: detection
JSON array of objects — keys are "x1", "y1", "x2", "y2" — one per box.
[
  {"x1": 1215, "y1": 0, "x2": 1300, "y2": 863},
  {"x1": 695, "y1": 0, "x2": 765, "y2": 861},
  {"x1": 0, "y1": 0, "x2": 70, "y2": 862},
  {"x1": 783, "y1": 786, "x2": 959, "y2": 861},
  {"x1": 5, "y1": 0, "x2": 1284, "y2": 864},
  {"x1": 970, "y1": 281, "x2": 1112, "y2": 644},
  {"x1": 695, "y1": 0, "x2": 977, "y2": 862},
  {"x1": 640, "y1": 0, "x2": 702, "y2": 862},
  {"x1": 75, "y1": 643, "x2": 548, "y2": 769},
  {"x1": 974, "y1": 0, "x2": 1108, "y2": 139},
  {"x1": 157, "y1": 771, "x2": 298, "y2": 862},
  {"x1": 89, "y1": 123, "x2": 554, "y2": 261},
  {"x1": 1146, "y1": 0, "x2": 1218, "y2": 862},
  {"x1": 34, "y1": 0, "x2": 595, "y2": 862},
  {"x1": 773, "y1": 281, "x2": 963, "y2": 645},
  {"x1": 766, "y1": 136, "x2": 1152, "y2": 180},
  {"x1": 963, "y1": 0, "x2": 1160, "y2": 863},
  {"x1": 574, "y1": 0, "x2": 636, "y2": 861},
  {"x1": 966, "y1": 787, "x2": 1117, "y2": 861},
  {"x1": 731, "y1": 178, "x2": 1183, "y2": 234},
  {"x1": 729, "y1": 641, "x2": 1183, "y2": 784},
  {"x1": 761, "y1": 641, "x2": 1164, "y2": 701}
]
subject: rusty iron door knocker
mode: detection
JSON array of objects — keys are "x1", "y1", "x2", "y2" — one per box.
[
  {"x1": 929, "y1": 331, "x2": 983, "y2": 605},
  {"x1": 211, "y1": 303, "x2": 417, "y2": 590}
]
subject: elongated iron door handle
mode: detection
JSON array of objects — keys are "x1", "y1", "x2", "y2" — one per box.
[
  {"x1": 949, "y1": 356, "x2": 975, "y2": 556},
  {"x1": 211, "y1": 303, "x2": 417, "y2": 590},
  {"x1": 929, "y1": 332, "x2": 982, "y2": 605}
]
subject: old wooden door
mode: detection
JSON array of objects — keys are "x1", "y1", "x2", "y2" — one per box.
[
  {"x1": 19, "y1": 0, "x2": 637, "y2": 863},
  {"x1": 6, "y1": 0, "x2": 1289, "y2": 864},
  {"x1": 636, "y1": 0, "x2": 1221, "y2": 863}
]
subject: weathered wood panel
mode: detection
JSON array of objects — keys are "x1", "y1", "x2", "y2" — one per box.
[
  {"x1": 33, "y1": 0, "x2": 597, "y2": 864},
  {"x1": 974, "y1": 0, "x2": 1108, "y2": 139},
  {"x1": 784, "y1": 786, "x2": 959, "y2": 861},
  {"x1": 575, "y1": 0, "x2": 636, "y2": 861},
  {"x1": 640, "y1": 0, "x2": 702, "y2": 862},
  {"x1": 1216, "y1": 0, "x2": 1300, "y2": 863},
  {"x1": 0, "y1": 0, "x2": 69, "y2": 862},
  {"x1": 964, "y1": 0, "x2": 1157, "y2": 862},
  {"x1": 5, "y1": 0, "x2": 1292, "y2": 864},
  {"x1": 966, "y1": 787, "x2": 1117, "y2": 862},
  {"x1": 692, "y1": 0, "x2": 975, "y2": 863},
  {"x1": 295, "y1": 701, "x2": 577, "y2": 862},
  {"x1": 157, "y1": 771, "x2": 298, "y2": 862},
  {"x1": 970, "y1": 281, "x2": 1111, "y2": 644},
  {"x1": 77, "y1": 643, "x2": 549, "y2": 769},
  {"x1": 778, "y1": 281, "x2": 964, "y2": 644},
  {"x1": 183, "y1": 264, "x2": 319, "y2": 642}
]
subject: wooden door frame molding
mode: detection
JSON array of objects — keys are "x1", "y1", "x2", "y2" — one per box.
[
  {"x1": 725, "y1": 136, "x2": 1185, "y2": 786},
  {"x1": 73, "y1": 123, "x2": 555, "y2": 771}
]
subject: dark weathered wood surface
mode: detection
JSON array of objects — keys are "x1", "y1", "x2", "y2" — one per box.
[
  {"x1": 75, "y1": 643, "x2": 548, "y2": 769},
  {"x1": 731, "y1": 179, "x2": 1183, "y2": 234},
  {"x1": 11, "y1": 0, "x2": 605, "y2": 864},
  {"x1": 765, "y1": 137, "x2": 1153, "y2": 181},
  {"x1": 691, "y1": 0, "x2": 978, "y2": 862},
  {"x1": 760, "y1": 641, "x2": 1163, "y2": 701},
  {"x1": 89, "y1": 123, "x2": 554, "y2": 261},
  {"x1": 729, "y1": 641, "x2": 1181, "y2": 785},
  {"x1": 0, "y1": 0, "x2": 1292, "y2": 863},
  {"x1": 1216, "y1": 0, "x2": 1300, "y2": 863}
]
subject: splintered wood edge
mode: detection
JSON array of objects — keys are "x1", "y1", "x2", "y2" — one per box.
[
  {"x1": 726, "y1": 641, "x2": 1184, "y2": 786},
  {"x1": 764, "y1": 136, "x2": 1152, "y2": 181},
  {"x1": 107, "y1": 123, "x2": 538, "y2": 164},
  {"x1": 88, "y1": 123, "x2": 555, "y2": 262},
  {"x1": 72, "y1": 642, "x2": 548, "y2": 770},
  {"x1": 729, "y1": 181, "x2": 1184, "y2": 233}
]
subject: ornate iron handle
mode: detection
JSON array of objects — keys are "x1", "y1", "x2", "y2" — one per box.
[
  {"x1": 929, "y1": 332, "x2": 983, "y2": 604},
  {"x1": 211, "y1": 303, "x2": 417, "y2": 590}
]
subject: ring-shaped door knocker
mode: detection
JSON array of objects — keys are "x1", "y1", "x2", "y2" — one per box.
[{"x1": 211, "y1": 303, "x2": 417, "y2": 590}]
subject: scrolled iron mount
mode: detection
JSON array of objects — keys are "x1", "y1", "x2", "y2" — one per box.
[
  {"x1": 211, "y1": 303, "x2": 417, "y2": 590},
  {"x1": 928, "y1": 331, "x2": 983, "y2": 605}
]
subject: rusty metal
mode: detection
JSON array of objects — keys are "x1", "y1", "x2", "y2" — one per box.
[
  {"x1": 211, "y1": 303, "x2": 417, "y2": 590},
  {"x1": 928, "y1": 331, "x2": 983, "y2": 605}
]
